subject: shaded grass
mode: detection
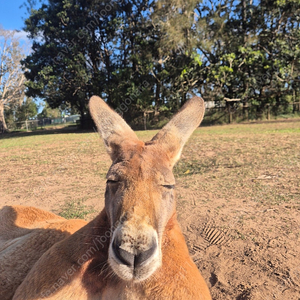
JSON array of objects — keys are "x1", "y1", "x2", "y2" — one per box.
[{"x1": 59, "y1": 199, "x2": 96, "y2": 219}]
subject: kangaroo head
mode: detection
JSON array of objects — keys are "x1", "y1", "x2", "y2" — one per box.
[{"x1": 89, "y1": 96, "x2": 205, "y2": 282}]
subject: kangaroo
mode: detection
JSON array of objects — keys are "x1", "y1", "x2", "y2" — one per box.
[{"x1": 0, "y1": 95, "x2": 211, "y2": 300}]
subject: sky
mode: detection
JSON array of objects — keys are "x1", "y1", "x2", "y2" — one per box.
[
  {"x1": 0, "y1": 0, "x2": 31, "y2": 44},
  {"x1": 0, "y1": 0, "x2": 27, "y2": 31}
]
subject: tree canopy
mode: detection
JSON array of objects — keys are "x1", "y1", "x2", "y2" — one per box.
[{"x1": 22, "y1": 0, "x2": 300, "y2": 126}]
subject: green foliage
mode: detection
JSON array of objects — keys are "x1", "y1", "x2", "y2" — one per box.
[
  {"x1": 4, "y1": 98, "x2": 38, "y2": 130},
  {"x1": 4, "y1": 106, "x2": 16, "y2": 130},
  {"x1": 22, "y1": 0, "x2": 300, "y2": 124},
  {"x1": 15, "y1": 98, "x2": 38, "y2": 121},
  {"x1": 37, "y1": 102, "x2": 61, "y2": 119}
]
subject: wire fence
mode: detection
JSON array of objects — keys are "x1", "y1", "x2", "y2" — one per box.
[
  {"x1": 4, "y1": 102, "x2": 300, "y2": 133},
  {"x1": 201, "y1": 101, "x2": 300, "y2": 125},
  {"x1": 135, "y1": 101, "x2": 300, "y2": 129},
  {"x1": 11, "y1": 115, "x2": 81, "y2": 132}
]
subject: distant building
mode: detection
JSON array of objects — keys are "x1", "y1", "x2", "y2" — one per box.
[{"x1": 65, "y1": 115, "x2": 80, "y2": 123}]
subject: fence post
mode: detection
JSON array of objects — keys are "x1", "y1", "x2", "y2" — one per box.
[
  {"x1": 267, "y1": 104, "x2": 271, "y2": 120},
  {"x1": 224, "y1": 98, "x2": 241, "y2": 124},
  {"x1": 229, "y1": 109, "x2": 233, "y2": 123},
  {"x1": 143, "y1": 112, "x2": 147, "y2": 130},
  {"x1": 243, "y1": 102, "x2": 249, "y2": 121}
]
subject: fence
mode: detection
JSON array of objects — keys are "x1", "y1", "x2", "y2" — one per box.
[
  {"x1": 11, "y1": 115, "x2": 81, "y2": 132},
  {"x1": 130, "y1": 101, "x2": 300, "y2": 130},
  {"x1": 5, "y1": 102, "x2": 300, "y2": 133},
  {"x1": 201, "y1": 101, "x2": 300, "y2": 125}
]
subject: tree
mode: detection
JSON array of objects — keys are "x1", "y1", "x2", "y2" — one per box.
[
  {"x1": 22, "y1": 0, "x2": 119, "y2": 125},
  {"x1": 15, "y1": 97, "x2": 37, "y2": 121},
  {"x1": 23, "y1": 0, "x2": 300, "y2": 126},
  {"x1": 23, "y1": 0, "x2": 162, "y2": 124},
  {"x1": 37, "y1": 102, "x2": 61, "y2": 119},
  {"x1": 0, "y1": 27, "x2": 26, "y2": 133},
  {"x1": 154, "y1": 0, "x2": 300, "y2": 116}
]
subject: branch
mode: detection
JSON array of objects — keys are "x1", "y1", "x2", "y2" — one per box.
[{"x1": 224, "y1": 97, "x2": 241, "y2": 102}]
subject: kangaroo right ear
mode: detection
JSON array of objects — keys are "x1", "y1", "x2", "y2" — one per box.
[
  {"x1": 151, "y1": 96, "x2": 205, "y2": 166},
  {"x1": 89, "y1": 96, "x2": 140, "y2": 161}
]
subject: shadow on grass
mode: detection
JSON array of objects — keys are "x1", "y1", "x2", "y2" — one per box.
[
  {"x1": 0, "y1": 125, "x2": 97, "y2": 140},
  {"x1": 1, "y1": 116, "x2": 299, "y2": 141}
]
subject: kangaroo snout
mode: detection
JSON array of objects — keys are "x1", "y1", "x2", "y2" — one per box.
[
  {"x1": 112, "y1": 233, "x2": 157, "y2": 268},
  {"x1": 108, "y1": 224, "x2": 161, "y2": 281}
]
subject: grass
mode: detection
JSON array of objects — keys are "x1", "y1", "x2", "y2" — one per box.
[
  {"x1": 8, "y1": 122, "x2": 77, "y2": 134},
  {"x1": 0, "y1": 120, "x2": 299, "y2": 220},
  {"x1": 172, "y1": 121, "x2": 300, "y2": 207},
  {"x1": 58, "y1": 199, "x2": 96, "y2": 219}
]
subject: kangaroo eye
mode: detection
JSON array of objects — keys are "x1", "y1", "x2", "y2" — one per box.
[
  {"x1": 162, "y1": 184, "x2": 175, "y2": 189},
  {"x1": 107, "y1": 179, "x2": 119, "y2": 184}
]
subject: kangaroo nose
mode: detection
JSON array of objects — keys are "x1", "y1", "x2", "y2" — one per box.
[
  {"x1": 134, "y1": 242, "x2": 157, "y2": 268},
  {"x1": 112, "y1": 237, "x2": 157, "y2": 268}
]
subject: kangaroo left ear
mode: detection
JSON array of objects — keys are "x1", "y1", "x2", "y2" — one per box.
[
  {"x1": 89, "y1": 96, "x2": 140, "y2": 161},
  {"x1": 151, "y1": 96, "x2": 205, "y2": 166}
]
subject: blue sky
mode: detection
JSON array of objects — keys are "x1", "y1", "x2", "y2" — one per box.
[
  {"x1": 0, "y1": 0, "x2": 33, "y2": 47},
  {"x1": 0, "y1": 0, "x2": 28, "y2": 31}
]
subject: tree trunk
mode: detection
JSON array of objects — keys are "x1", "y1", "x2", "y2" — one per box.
[
  {"x1": 143, "y1": 112, "x2": 147, "y2": 131},
  {"x1": 242, "y1": 0, "x2": 247, "y2": 44},
  {"x1": 243, "y1": 101, "x2": 249, "y2": 121},
  {"x1": 155, "y1": 81, "x2": 161, "y2": 112},
  {"x1": 267, "y1": 104, "x2": 271, "y2": 120},
  {"x1": 226, "y1": 101, "x2": 232, "y2": 123},
  {"x1": 182, "y1": 92, "x2": 187, "y2": 106},
  {"x1": 275, "y1": 95, "x2": 280, "y2": 115},
  {"x1": 0, "y1": 104, "x2": 8, "y2": 133},
  {"x1": 293, "y1": 90, "x2": 296, "y2": 113},
  {"x1": 79, "y1": 108, "x2": 85, "y2": 130}
]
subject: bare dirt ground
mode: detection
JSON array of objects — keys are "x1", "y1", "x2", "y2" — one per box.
[{"x1": 0, "y1": 121, "x2": 299, "y2": 300}]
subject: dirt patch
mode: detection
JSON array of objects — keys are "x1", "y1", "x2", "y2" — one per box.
[{"x1": 0, "y1": 121, "x2": 299, "y2": 299}]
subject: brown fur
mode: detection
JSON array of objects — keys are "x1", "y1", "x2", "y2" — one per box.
[{"x1": 0, "y1": 96, "x2": 211, "y2": 300}]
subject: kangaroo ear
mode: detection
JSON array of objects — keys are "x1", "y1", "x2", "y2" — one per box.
[
  {"x1": 89, "y1": 96, "x2": 139, "y2": 161},
  {"x1": 151, "y1": 96, "x2": 205, "y2": 166}
]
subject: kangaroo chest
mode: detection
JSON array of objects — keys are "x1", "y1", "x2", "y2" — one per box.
[{"x1": 99, "y1": 285, "x2": 144, "y2": 300}]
